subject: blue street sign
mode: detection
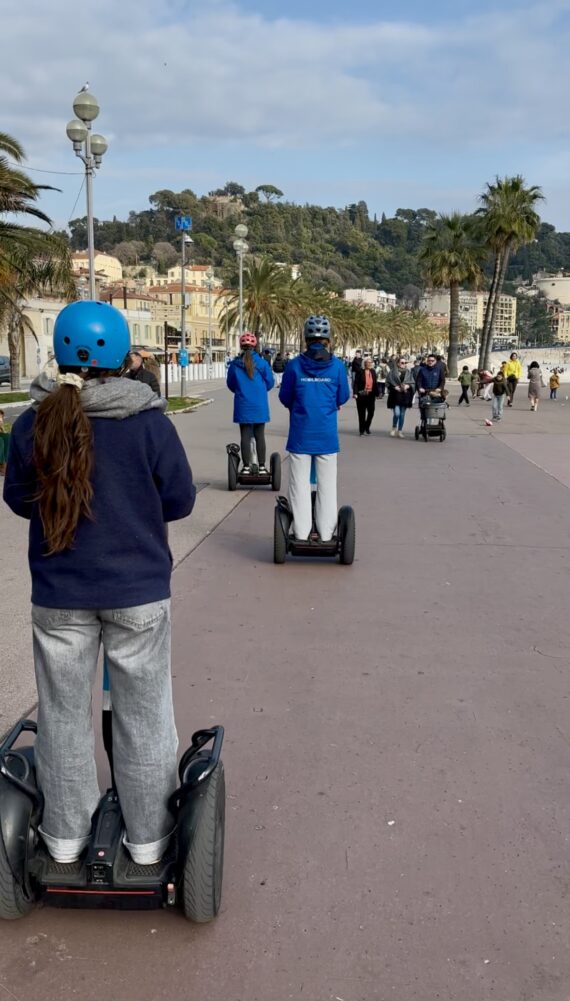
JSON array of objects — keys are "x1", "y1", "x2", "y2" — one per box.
[
  {"x1": 175, "y1": 216, "x2": 192, "y2": 231},
  {"x1": 179, "y1": 348, "x2": 189, "y2": 368}
]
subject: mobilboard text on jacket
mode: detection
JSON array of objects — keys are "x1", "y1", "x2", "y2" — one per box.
[{"x1": 279, "y1": 348, "x2": 350, "y2": 454}]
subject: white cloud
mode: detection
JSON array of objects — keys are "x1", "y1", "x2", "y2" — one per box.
[{"x1": 2, "y1": 0, "x2": 570, "y2": 163}]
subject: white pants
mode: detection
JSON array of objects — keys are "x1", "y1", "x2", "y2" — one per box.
[
  {"x1": 288, "y1": 453, "x2": 338, "y2": 542},
  {"x1": 483, "y1": 384, "x2": 493, "y2": 400}
]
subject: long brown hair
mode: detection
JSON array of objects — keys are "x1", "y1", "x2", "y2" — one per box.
[
  {"x1": 243, "y1": 348, "x2": 255, "y2": 379},
  {"x1": 33, "y1": 376, "x2": 94, "y2": 554}
]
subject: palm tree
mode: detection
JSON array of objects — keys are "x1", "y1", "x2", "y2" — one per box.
[
  {"x1": 419, "y1": 213, "x2": 484, "y2": 378},
  {"x1": 0, "y1": 132, "x2": 74, "y2": 386},
  {"x1": 221, "y1": 258, "x2": 303, "y2": 353},
  {"x1": 2, "y1": 249, "x2": 75, "y2": 388},
  {"x1": 476, "y1": 176, "x2": 543, "y2": 370}
]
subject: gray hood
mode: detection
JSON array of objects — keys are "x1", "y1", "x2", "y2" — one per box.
[{"x1": 29, "y1": 372, "x2": 167, "y2": 420}]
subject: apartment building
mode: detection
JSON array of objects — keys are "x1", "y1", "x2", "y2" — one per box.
[
  {"x1": 343, "y1": 288, "x2": 397, "y2": 312},
  {"x1": 421, "y1": 290, "x2": 516, "y2": 336}
]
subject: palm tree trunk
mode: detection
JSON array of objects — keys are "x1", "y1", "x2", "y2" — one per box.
[
  {"x1": 482, "y1": 243, "x2": 511, "y2": 370},
  {"x1": 478, "y1": 250, "x2": 502, "y2": 369},
  {"x1": 448, "y1": 282, "x2": 460, "y2": 378},
  {"x1": 8, "y1": 308, "x2": 21, "y2": 390}
]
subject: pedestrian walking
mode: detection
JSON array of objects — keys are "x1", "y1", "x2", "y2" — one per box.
[
  {"x1": 479, "y1": 369, "x2": 494, "y2": 401},
  {"x1": 126, "y1": 350, "x2": 160, "y2": 396},
  {"x1": 458, "y1": 366, "x2": 471, "y2": 406},
  {"x1": 527, "y1": 361, "x2": 545, "y2": 411},
  {"x1": 353, "y1": 357, "x2": 378, "y2": 435},
  {"x1": 491, "y1": 371, "x2": 509, "y2": 421},
  {"x1": 376, "y1": 359, "x2": 388, "y2": 399},
  {"x1": 550, "y1": 369, "x2": 560, "y2": 400},
  {"x1": 471, "y1": 369, "x2": 480, "y2": 398},
  {"x1": 272, "y1": 351, "x2": 286, "y2": 387},
  {"x1": 227, "y1": 332, "x2": 275, "y2": 474},
  {"x1": 3, "y1": 301, "x2": 195, "y2": 865},
  {"x1": 386, "y1": 357, "x2": 414, "y2": 438},
  {"x1": 505, "y1": 352, "x2": 522, "y2": 407},
  {"x1": 0, "y1": 409, "x2": 12, "y2": 475}
]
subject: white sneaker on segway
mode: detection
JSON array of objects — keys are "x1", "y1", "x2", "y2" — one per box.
[
  {"x1": 241, "y1": 465, "x2": 250, "y2": 474},
  {"x1": 397, "y1": 430, "x2": 405, "y2": 438},
  {"x1": 258, "y1": 465, "x2": 268, "y2": 474},
  {"x1": 390, "y1": 429, "x2": 397, "y2": 437}
]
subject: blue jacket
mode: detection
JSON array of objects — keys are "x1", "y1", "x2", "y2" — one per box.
[
  {"x1": 416, "y1": 363, "x2": 445, "y2": 393},
  {"x1": 226, "y1": 354, "x2": 274, "y2": 423},
  {"x1": 279, "y1": 348, "x2": 350, "y2": 454},
  {"x1": 3, "y1": 407, "x2": 195, "y2": 609}
]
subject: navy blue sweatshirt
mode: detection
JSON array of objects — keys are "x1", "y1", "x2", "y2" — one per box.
[{"x1": 3, "y1": 408, "x2": 195, "y2": 609}]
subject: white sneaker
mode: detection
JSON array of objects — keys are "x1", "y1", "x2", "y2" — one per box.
[
  {"x1": 397, "y1": 430, "x2": 405, "y2": 438},
  {"x1": 390, "y1": 429, "x2": 397, "y2": 437},
  {"x1": 258, "y1": 465, "x2": 268, "y2": 474}
]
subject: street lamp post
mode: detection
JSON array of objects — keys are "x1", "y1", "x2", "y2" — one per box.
[
  {"x1": 206, "y1": 267, "x2": 215, "y2": 377},
  {"x1": 180, "y1": 234, "x2": 193, "y2": 398},
  {"x1": 233, "y1": 223, "x2": 249, "y2": 339},
  {"x1": 66, "y1": 88, "x2": 108, "y2": 300}
]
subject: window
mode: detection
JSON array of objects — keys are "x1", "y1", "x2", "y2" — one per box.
[
  {"x1": 145, "y1": 325, "x2": 151, "y2": 341},
  {"x1": 44, "y1": 317, "x2": 53, "y2": 337}
]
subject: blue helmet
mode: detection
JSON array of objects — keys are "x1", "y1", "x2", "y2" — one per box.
[
  {"x1": 303, "y1": 315, "x2": 331, "y2": 341},
  {"x1": 53, "y1": 301, "x2": 131, "y2": 370}
]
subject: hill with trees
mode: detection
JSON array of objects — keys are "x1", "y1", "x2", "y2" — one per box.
[{"x1": 63, "y1": 181, "x2": 570, "y2": 299}]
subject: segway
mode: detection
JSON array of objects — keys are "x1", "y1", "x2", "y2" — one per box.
[
  {"x1": 227, "y1": 439, "x2": 281, "y2": 491},
  {"x1": 273, "y1": 458, "x2": 355, "y2": 565},
  {"x1": 0, "y1": 660, "x2": 226, "y2": 922}
]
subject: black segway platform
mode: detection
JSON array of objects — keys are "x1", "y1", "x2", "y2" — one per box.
[
  {"x1": 227, "y1": 442, "x2": 281, "y2": 491},
  {"x1": 274, "y1": 495, "x2": 355, "y2": 565},
  {"x1": 0, "y1": 719, "x2": 225, "y2": 922}
]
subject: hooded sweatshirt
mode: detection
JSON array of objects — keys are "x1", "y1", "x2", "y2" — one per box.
[
  {"x1": 226, "y1": 352, "x2": 274, "y2": 423},
  {"x1": 278, "y1": 344, "x2": 350, "y2": 454},
  {"x1": 3, "y1": 374, "x2": 195, "y2": 609}
]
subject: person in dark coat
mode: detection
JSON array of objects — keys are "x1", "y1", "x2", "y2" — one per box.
[
  {"x1": 416, "y1": 354, "x2": 446, "y2": 397},
  {"x1": 353, "y1": 358, "x2": 378, "y2": 435},
  {"x1": 127, "y1": 351, "x2": 160, "y2": 396},
  {"x1": 386, "y1": 358, "x2": 414, "y2": 437}
]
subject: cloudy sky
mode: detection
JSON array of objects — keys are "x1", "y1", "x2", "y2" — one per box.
[{"x1": 3, "y1": 0, "x2": 570, "y2": 230}]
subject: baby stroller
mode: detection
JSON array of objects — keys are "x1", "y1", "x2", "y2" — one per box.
[{"x1": 415, "y1": 395, "x2": 447, "y2": 442}]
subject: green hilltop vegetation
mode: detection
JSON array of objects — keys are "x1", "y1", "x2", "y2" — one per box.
[{"x1": 64, "y1": 182, "x2": 570, "y2": 297}]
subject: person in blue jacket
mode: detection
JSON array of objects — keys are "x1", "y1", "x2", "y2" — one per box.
[
  {"x1": 3, "y1": 301, "x2": 195, "y2": 867},
  {"x1": 279, "y1": 315, "x2": 350, "y2": 541},
  {"x1": 226, "y1": 331, "x2": 274, "y2": 473},
  {"x1": 416, "y1": 353, "x2": 446, "y2": 396}
]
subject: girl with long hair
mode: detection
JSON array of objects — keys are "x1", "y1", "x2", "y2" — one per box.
[
  {"x1": 3, "y1": 301, "x2": 195, "y2": 866},
  {"x1": 226, "y1": 331, "x2": 274, "y2": 472}
]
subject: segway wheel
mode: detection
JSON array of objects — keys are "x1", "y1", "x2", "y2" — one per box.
[
  {"x1": 338, "y1": 506, "x2": 355, "y2": 566},
  {"x1": 228, "y1": 454, "x2": 239, "y2": 492},
  {"x1": 270, "y1": 452, "x2": 281, "y2": 492},
  {"x1": 274, "y1": 505, "x2": 287, "y2": 564},
  {"x1": 441, "y1": 428, "x2": 447, "y2": 442},
  {"x1": 0, "y1": 826, "x2": 33, "y2": 920},
  {"x1": 414, "y1": 427, "x2": 420, "y2": 441},
  {"x1": 182, "y1": 763, "x2": 226, "y2": 923}
]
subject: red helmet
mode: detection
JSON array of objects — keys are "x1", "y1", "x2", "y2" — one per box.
[{"x1": 240, "y1": 331, "x2": 257, "y2": 348}]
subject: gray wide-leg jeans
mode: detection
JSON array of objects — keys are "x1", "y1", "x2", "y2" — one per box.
[{"x1": 31, "y1": 600, "x2": 178, "y2": 864}]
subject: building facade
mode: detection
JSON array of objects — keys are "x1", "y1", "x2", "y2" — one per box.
[
  {"x1": 420, "y1": 290, "x2": 516, "y2": 336},
  {"x1": 343, "y1": 288, "x2": 397, "y2": 312},
  {"x1": 71, "y1": 251, "x2": 123, "y2": 284}
]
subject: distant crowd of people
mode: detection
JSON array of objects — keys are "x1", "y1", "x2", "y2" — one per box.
[
  {"x1": 344, "y1": 351, "x2": 448, "y2": 437},
  {"x1": 458, "y1": 352, "x2": 563, "y2": 421}
]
